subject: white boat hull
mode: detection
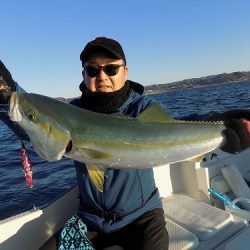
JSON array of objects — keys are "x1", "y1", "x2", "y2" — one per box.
[{"x1": 0, "y1": 187, "x2": 79, "y2": 250}]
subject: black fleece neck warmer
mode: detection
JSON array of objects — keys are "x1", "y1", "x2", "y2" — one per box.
[{"x1": 79, "y1": 81, "x2": 131, "y2": 114}]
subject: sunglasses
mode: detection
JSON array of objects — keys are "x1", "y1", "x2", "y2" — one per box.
[{"x1": 83, "y1": 64, "x2": 125, "y2": 78}]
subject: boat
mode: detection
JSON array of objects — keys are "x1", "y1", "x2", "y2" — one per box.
[{"x1": 1, "y1": 147, "x2": 250, "y2": 250}]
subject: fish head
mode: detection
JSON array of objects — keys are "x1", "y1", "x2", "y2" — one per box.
[{"x1": 9, "y1": 92, "x2": 71, "y2": 162}]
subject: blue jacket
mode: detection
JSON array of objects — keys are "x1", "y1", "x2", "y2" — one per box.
[{"x1": 70, "y1": 81, "x2": 162, "y2": 232}]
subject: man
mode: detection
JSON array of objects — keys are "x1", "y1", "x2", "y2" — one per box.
[
  {"x1": 1, "y1": 37, "x2": 250, "y2": 250},
  {"x1": 69, "y1": 37, "x2": 169, "y2": 249}
]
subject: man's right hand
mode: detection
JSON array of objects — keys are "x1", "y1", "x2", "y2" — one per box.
[{"x1": 0, "y1": 60, "x2": 16, "y2": 104}]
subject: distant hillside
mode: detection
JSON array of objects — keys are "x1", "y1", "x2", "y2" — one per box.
[{"x1": 145, "y1": 71, "x2": 250, "y2": 94}]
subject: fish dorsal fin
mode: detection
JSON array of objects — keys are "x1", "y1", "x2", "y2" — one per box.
[
  {"x1": 86, "y1": 164, "x2": 105, "y2": 192},
  {"x1": 137, "y1": 104, "x2": 176, "y2": 123}
]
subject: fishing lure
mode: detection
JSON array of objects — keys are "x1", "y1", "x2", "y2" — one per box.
[{"x1": 20, "y1": 141, "x2": 33, "y2": 188}]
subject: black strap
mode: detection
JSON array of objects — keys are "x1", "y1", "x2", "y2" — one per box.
[{"x1": 80, "y1": 188, "x2": 158, "y2": 221}]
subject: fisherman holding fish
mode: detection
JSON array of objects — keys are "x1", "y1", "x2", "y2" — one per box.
[{"x1": 1, "y1": 37, "x2": 250, "y2": 250}]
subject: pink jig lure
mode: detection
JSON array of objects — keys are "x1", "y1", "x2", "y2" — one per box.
[{"x1": 20, "y1": 142, "x2": 33, "y2": 188}]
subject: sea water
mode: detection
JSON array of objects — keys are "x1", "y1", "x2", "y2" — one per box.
[{"x1": 1, "y1": 80, "x2": 250, "y2": 220}]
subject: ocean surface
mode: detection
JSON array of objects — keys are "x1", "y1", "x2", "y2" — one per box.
[{"x1": 1, "y1": 80, "x2": 250, "y2": 220}]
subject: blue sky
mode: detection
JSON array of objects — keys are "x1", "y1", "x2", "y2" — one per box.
[{"x1": 1, "y1": 0, "x2": 250, "y2": 97}]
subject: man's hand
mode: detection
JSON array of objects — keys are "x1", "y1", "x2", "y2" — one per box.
[
  {"x1": 220, "y1": 110, "x2": 250, "y2": 153},
  {"x1": 0, "y1": 60, "x2": 16, "y2": 104},
  {"x1": 240, "y1": 118, "x2": 250, "y2": 135}
]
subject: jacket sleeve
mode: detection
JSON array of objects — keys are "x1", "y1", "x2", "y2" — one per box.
[
  {"x1": 178, "y1": 109, "x2": 250, "y2": 154},
  {"x1": 178, "y1": 109, "x2": 250, "y2": 122},
  {"x1": 177, "y1": 111, "x2": 219, "y2": 121}
]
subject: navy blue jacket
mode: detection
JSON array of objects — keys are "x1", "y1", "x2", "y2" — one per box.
[{"x1": 70, "y1": 81, "x2": 162, "y2": 232}]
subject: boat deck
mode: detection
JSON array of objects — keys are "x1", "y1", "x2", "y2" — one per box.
[{"x1": 40, "y1": 193, "x2": 248, "y2": 250}]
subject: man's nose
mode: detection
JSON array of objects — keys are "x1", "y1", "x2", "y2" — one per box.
[{"x1": 97, "y1": 68, "x2": 108, "y2": 79}]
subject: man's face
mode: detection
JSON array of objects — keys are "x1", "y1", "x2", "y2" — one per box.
[{"x1": 83, "y1": 53, "x2": 128, "y2": 93}]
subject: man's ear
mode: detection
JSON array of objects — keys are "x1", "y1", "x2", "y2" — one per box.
[
  {"x1": 81, "y1": 69, "x2": 85, "y2": 80},
  {"x1": 124, "y1": 66, "x2": 128, "y2": 81},
  {"x1": 79, "y1": 81, "x2": 85, "y2": 92}
]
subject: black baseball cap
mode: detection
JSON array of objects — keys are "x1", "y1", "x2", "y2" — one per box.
[{"x1": 80, "y1": 37, "x2": 126, "y2": 65}]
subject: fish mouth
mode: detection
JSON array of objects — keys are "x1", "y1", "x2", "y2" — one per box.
[
  {"x1": 9, "y1": 92, "x2": 22, "y2": 122},
  {"x1": 65, "y1": 140, "x2": 73, "y2": 153}
]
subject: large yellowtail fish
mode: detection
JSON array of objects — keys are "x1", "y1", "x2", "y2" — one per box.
[{"x1": 10, "y1": 92, "x2": 225, "y2": 191}]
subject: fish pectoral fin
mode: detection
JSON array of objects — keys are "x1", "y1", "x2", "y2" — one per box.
[
  {"x1": 86, "y1": 165, "x2": 105, "y2": 192},
  {"x1": 137, "y1": 104, "x2": 176, "y2": 123},
  {"x1": 78, "y1": 148, "x2": 113, "y2": 160}
]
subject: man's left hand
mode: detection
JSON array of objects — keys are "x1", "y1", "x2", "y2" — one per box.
[
  {"x1": 220, "y1": 110, "x2": 250, "y2": 153},
  {"x1": 240, "y1": 118, "x2": 250, "y2": 135}
]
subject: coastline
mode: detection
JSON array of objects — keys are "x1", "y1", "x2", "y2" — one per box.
[{"x1": 145, "y1": 79, "x2": 250, "y2": 95}]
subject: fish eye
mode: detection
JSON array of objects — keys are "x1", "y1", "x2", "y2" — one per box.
[{"x1": 27, "y1": 112, "x2": 36, "y2": 121}]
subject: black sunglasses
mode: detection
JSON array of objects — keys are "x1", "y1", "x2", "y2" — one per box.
[{"x1": 83, "y1": 64, "x2": 125, "y2": 78}]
